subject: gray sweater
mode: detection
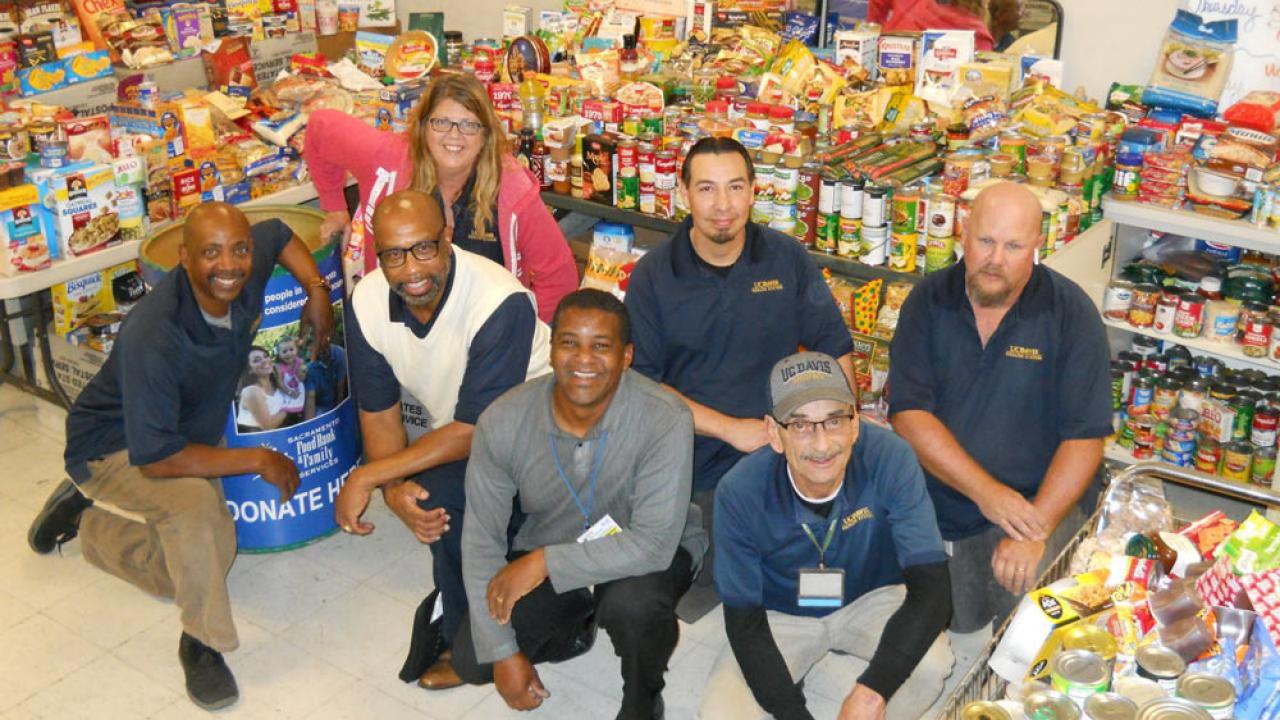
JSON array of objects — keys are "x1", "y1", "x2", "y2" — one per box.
[{"x1": 461, "y1": 370, "x2": 707, "y2": 663}]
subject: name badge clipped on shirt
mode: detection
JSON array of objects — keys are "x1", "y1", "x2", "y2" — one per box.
[
  {"x1": 797, "y1": 567, "x2": 845, "y2": 608},
  {"x1": 576, "y1": 513, "x2": 622, "y2": 544}
]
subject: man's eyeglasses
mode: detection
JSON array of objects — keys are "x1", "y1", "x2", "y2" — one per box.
[
  {"x1": 427, "y1": 117, "x2": 484, "y2": 136},
  {"x1": 773, "y1": 414, "x2": 855, "y2": 435},
  {"x1": 377, "y1": 240, "x2": 439, "y2": 268}
]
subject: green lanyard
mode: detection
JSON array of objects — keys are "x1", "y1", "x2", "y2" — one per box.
[{"x1": 801, "y1": 516, "x2": 840, "y2": 569}]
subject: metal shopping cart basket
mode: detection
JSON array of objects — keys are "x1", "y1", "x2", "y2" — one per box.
[{"x1": 937, "y1": 461, "x2": 1280, "y2": 719}]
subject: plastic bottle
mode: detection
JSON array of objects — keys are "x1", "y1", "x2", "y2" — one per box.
[{"x1": 518, "y1": 76, "x2": 546, "y2": 136}]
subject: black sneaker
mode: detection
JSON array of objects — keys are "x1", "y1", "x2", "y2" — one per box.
[
  {"x1": 27, "y1": 480, "x2": 92, "y2": 555},
  {"x1": 179, "y1": 633, "x2": 239, "y2": 711}
]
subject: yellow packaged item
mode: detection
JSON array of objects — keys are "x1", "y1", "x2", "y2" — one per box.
[{"x1": 51, "y1": 260, "x2": 138, "y2": 335}]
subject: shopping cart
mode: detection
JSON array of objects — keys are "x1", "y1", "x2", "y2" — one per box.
[{"x1": 937, "y1": 461, "x2": 1280, "y2": 719}]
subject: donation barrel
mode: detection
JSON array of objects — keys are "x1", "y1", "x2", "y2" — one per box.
[{"x1": 139, "y1": 206, "x2": 359, "y2": 552}]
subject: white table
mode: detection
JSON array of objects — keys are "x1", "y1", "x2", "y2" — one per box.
[{"x1": 0, "y1": 180, "x2": 330, "y2": 407}]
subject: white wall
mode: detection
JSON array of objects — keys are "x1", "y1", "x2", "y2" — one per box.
[
  {"x1": 1059, "y1": 0, "x2": 1180, "y2": 102},
  {"x1": 395, "y1": 0, "x2": 564, "y2": 42}
]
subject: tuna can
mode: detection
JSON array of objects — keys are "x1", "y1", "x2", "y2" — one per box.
[
  {"x1": 1084, "y1": 692, "x2": 1138, "y2": 720},
  {"x1": 38, "y1": 140, "x2": 68, "y2": 169},
  {"x1": 1135, "y1": 698, "x2": 1211, "y2": 720},
  {"x1": 1062, "y1": 624, "x2": 1118, "y2": 662},
  {"x1": 1050, "y1": 649, "x2": 1110, "y2": 704},
  {"x1": 1025, "y1": 688, "x2": 1082, "y2": 720},
  {"x1": 1176, "y1": 673, "x2": 1234, "y2": 719}
]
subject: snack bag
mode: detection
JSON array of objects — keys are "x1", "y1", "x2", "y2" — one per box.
[
  {"x1": 1242, "y1": 569, "x2": 1280, "y2": 650},
  {"x1": 1149, "y1": 10, "x2": 1236, "y2": 107},
  {"x1": 851, "y1": 278, "x2": 882, "y2": 335},
  {"x1": 1218, "y1": 511, "x2": 1280, "y2": 575},
  {"x1": 1197, "y1": 554, "x2": 1250, "y2": 610},
  {"x1": 1238, "y1": 615, "x2": 1280, "y2": 718},
  {"x1": 1223, "y1": 91, "x2": 1280, "y2": 134}
]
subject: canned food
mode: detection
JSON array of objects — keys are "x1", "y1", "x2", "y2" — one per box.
[
  {"x1": 863, "y1": 184, "x2": 889, "y2": 228},
  {"x1": 1129, "y1": 284, "x2": 1160, "y2": 328},
  {"x1": 1062, "y1": 624, "x2": 1119, "y2": 661},
  {"x1": 1194, "y1": 438, "x2": 1222, "y2": 474},
  {"x1": 1205, "y1": 300, "x2": 1240, "y2": 344},
  {"x1": 0, "y1": 125, "x2": 29, "y2": 162},
  {"x1": 1051, "y1": 649, "x2": 1110, "y2": 703},
  {"x1": 1252, "y1": 406, "x2": 1279, "y2": 447},
  {"x1": 1153, "y1": 377, "x2": 1181, "y2": 420},
  {"x1": 1084, "y1": 692, "x2": 1138, "y2": 720},
  {"x1": 891, "y1": 188, "x2": 919, "y2": 234},
  {"x1": 890, "y1": 232, "x2": 917, "y2": 273},
  {"x1": 1025, "y1": 688, "x2": 1082, "y2": 720},
  {"x1": 926, "y1": 191, "x2": 955, "y2": 238},
  {"x1": 961, "y1": 701, "x2": 1012, "y2": 720},
  {"x1": 838, "y1": 215, "x2": 862, "y2": 259},
  {"x1": 1154, "y1": 293, "x2": 1177, "y2": 333},
  {"x1": 1176, "y1": 673, "x2": 1235, "y2": 719},
  {"x1": 1239, "y1": 301, "x2": 1271, "y2": 358},
  {"x1": 1103, "y1": 281, "x2": 1135, "y2": 321},
  {"x1": 1173, "y1": 293, "x2": 1205, "y2": 338},
  {"x1": 1222, "y1": 441, "x2": 1254, "y2": 481},
  {"x1": 1251, "y1": 445, "x2": 1276, "y2": 486},
  {"x1": 38, "y1": 140, "x2": 68, "y2": 169},
  {"x1": 1233, "y1": 390, "x2": 1259, "y2": 442},
  {"x1": 861, "y1": 224, "x2": 888, "y2": 266},
  {"x1": 1135, "y1": 698, "x2": 1212, "y2": 720},
  {"x1": 1130, "y1": 377, "x2": 1155, "y2": 415},
  {"x1": 925, "y1": 234, "x2": 955, "y2": 273},
  {"x1": 840, "y1": 178, "x2": 864, "y2": 220}
]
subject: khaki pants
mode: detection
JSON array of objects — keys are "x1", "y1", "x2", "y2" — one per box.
[
  {"x1": 698, "y1": 585, "x2": 954, "y2": 720},
  {"x1": 75, "y1": 450, "x2": 239, "y2": 652}
]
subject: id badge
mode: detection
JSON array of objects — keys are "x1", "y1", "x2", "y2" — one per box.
[
  {"x1": 576, "y1": 513, "x2": 623, "y2": 544},
  {"x1": 797, "y1": 567, "x2": 845, "y2": 608}
]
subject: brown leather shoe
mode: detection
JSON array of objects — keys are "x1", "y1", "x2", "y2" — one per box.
[{"x1": 418, "y1": 651, "x2": 462, "y2": 690}]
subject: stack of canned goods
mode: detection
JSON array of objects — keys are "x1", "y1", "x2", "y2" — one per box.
[
  {"x1": 1110, "y1": 337, "x2": 1280, "y2": 488},
  {"x1": 963, "y1": 642, "x2": 1237, "y2": 720},
  {"x1": 1104, "y1": 274, "x2": 1280, "y2": 362}
]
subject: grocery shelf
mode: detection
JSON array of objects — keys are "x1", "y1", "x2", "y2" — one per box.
[
  {"x1": 1101, "y1": 317, "x2": 1277, "y2": 373},
  {"x1": 543, "y1": 191, "x2": 920, "y2": 285},
  {"x1": 1102, "y1": 195, "x2": 1280, "y2": 253},
  {"x1": 1104, "y1": 444, "x2": 1280, "y2": 508}
]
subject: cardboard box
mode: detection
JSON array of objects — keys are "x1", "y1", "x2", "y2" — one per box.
[
  {"x1": 249, "y1": 31, "x2": 319, "y2": 81},
  {"x1": 50, "y1": 260, "x2": 138, "y2": 335},
  {"x1": 24, "y1": 76, "x2": 118, "y2": 117},
  {"x1": 113, "y1": 55, "x2": 210, "y2": 94},
  {"x1": 581, "y1": 133, "x2": 618, "y2": 206},
  {"x1": 0, "y1": 184, "x2": 57, "y2": 275},
  {"x1": 37, "y1": 325, "x2": 110, "y2": 403},
  {"x1": 32, "y1": 162, "x2": 122, "y2": 260},
  {"x1": 314, "y1": 24, "x2": 400, "y2": 63}
]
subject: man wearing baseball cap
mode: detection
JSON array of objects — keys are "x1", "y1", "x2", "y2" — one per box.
[{"x1": 700, "y1": 352, "x2": 954, "y2": 720}]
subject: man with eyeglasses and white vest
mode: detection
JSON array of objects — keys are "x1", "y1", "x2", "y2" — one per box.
[
  {"x1": 334, "y1": 189, "x2": 550, "y2": 689},
  {"x1": 700, "y1": 352, "x2": 954, "y2": 720}
]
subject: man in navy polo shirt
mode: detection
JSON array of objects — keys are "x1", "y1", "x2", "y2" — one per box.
[
  {"x1": 624, "y1": 137, "x2": 854, "y2": 617},
  {"x1": 701, "y1": 351, "x2": 953, "y2": 720},
  {"x1": 332, "y1": 190, "x2": 550, "y2": 689},
  {"x1": 28, "y1": 202, "x2": 334, "y2": 711},
  {"x1": 889, "y1": 182, "x2": 1111, "y2": 634}
]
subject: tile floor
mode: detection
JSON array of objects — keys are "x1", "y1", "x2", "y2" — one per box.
[{"x1": 0, "y1": 383, "x2": 990, "y2": 719}]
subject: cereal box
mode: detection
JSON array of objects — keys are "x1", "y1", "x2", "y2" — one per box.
[
  {"x1": 0, "y1": 184, "x2": 57, "y2": 275},
  {"x1": 34, "y1": 162, "x2": 121, "y2": 259},
  {"x1": 50, "y1": 260, "x2": 138, "y2": 335}
]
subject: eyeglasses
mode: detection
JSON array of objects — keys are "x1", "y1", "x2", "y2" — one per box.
[
  {"x1": 427, "y1": 117, "x2": 484, "y2": 136},
  {"x1": 774, "y1": 414, "x2": 855, "y2": 435},
  {"x1": 377, "y1": 240, "x2": 439, "y2": 268}
]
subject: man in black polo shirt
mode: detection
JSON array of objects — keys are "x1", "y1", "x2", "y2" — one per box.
[
  {"x1": 625, "y1": 137, "x2": 854, "y2": 618},
  {"x1": 889, "y1": 182, "x2": 1111, "y2": 633},
  {"x1": 28, "y1": 202, "x2": 334, "y2": 710}
]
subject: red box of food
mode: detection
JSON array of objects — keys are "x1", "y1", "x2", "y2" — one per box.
[{"x1": 582, "y1": 98, "x2": 623, "y2": 126}]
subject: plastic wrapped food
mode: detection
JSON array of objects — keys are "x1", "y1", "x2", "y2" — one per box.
[
  {"x1": 1149, "y1": 10, "x2": 1237, "y2": 106},
  {"x1": 1223, "y1": 91, "x2": 1280, "y2": 134},
  {"x1": 1218, "y1": 511, "x2": 1280, "y2": 575}
]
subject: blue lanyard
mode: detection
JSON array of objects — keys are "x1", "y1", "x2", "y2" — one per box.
[{"x1": 548, "y1": 431, "x2": 608, "y2": 530}]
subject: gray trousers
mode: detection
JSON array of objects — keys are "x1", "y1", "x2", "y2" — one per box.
[
  {"x1": 698, "y1": 585, "x2": 954, "y2": 719},
  {"x1": 75, "y1": 450, "x2": 240, "y2": 652},
  {"x1": 947, "y1": 506, "x2": 1087, "y2": 633}
]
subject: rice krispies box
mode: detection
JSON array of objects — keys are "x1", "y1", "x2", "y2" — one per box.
[
  {"x1": 0, "y1": 183, "x2": 57, "y2": 275},
  {"x1": 32, "y1": 161, "x2": 121, "y2": 259}
]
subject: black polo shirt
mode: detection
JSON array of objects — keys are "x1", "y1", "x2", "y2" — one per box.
[
  {"x1": 887, "y1": 261, "x2": 1112, "y2": 541},
  {"x1": 626, "y1": 220, "x2": 854, "y2": 491},
  {"x1": 435, "y1": 173, "x2": 503, "y2": 267},
  {"x1": 64, "y1": 220, "x2": 295, "y2": 481}
]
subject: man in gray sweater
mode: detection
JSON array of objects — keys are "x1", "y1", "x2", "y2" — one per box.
[{"x1": 455, "y1": 289, "x2": 707, "y2": 720}]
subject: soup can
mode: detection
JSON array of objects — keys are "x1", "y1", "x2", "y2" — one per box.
[
  {"x1": 1084, "y1": 693, "x2": 1138, "y2": 720},
  {"x1": 1221, "y1": 441, "x2": 1254, "y2": 481},
  {"x1": 961, "y1": 701, "x2": 1012, "y2": 720},
  {"x1": 1176, "y1": 673, "x2": 1235, "y2": 719},
  {"x1": 1173, "y1": 293, "x2": 1206, "y2": 338},
  {"x1": 1250, "y1": 445, "x2": 1276, "y2": 486},
  {"x1": 1025, "y1": 688, "x2": 1081, "y2": 720},
  {"x1": 1136, "y1": 698, "x2": 1212, "y2": 720},
  {"x1": 1103, "y1": 281, "x2": 1134, "y2": 322},
  {"x1": 1194, "y1": 438, "x2": 1221, "y2": 474}
]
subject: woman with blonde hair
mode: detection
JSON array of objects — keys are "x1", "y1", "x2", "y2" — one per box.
[{"x1": 305, "y1": 72, "x2": 578, "y2": 320}]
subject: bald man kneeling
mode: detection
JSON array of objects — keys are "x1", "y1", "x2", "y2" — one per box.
[
  {"x1": 334, "y1": 190, "x2": 550, "y2": 689},
  {"x1": 888, "y1": 182, "x2": 1113, "y2": 634},
  {"x1": 29, "y1": 203, "x2": 333, "y2": 710}
]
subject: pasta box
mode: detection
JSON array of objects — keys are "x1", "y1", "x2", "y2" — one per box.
[
  {"x1": 0, "y1": 183, "x2": 57, "y2": 275},
  {"x1": 33, "y1": 161, "x2": 122, "y2": 259}
]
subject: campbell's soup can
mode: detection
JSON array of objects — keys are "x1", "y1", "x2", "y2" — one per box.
[
  {"x1": 1195, "y1": 438, "x2": 1222, "y2": 474},
  {"x1": 1222, "y1": 442, "x2": 1254, "y2": 481},
  {"x1": 616, "y1": 138, "x2": 638, "y2": 169}
]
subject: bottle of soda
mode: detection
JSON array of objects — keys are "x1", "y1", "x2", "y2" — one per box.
[
  {"x1": 516, "y1": 128, "x2": 535, "y2": 171},
  {"x1": 531, "y1": 132, "x2": 549, "y2": 190}
]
